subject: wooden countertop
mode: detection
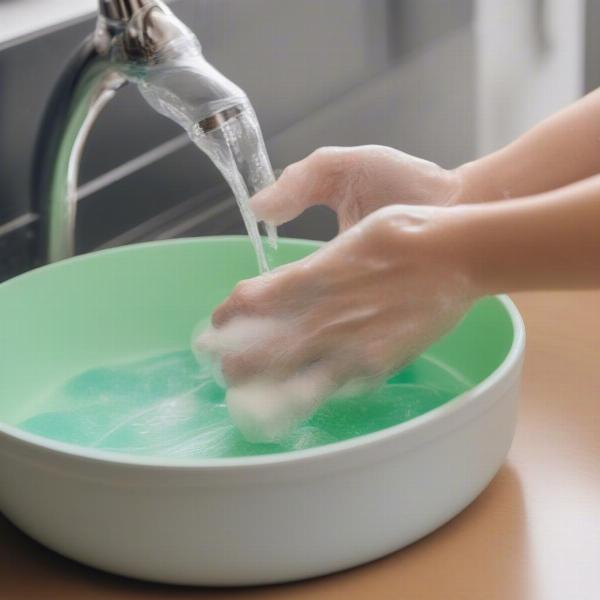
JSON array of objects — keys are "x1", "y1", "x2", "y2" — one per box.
[{"x1": 1, "y1": 290, "x2": 599, "y2": 599}]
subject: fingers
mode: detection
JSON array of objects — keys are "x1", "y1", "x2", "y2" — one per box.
[
  {"x1": 220, "y1": 336, "x2": 325, "y2": 385},
  {"x1": 198, "y1": 310, "x2": 397, "y2": 390},
  {"x1": 197, "y1": 317, "x2": 308, "y2": 386},
  {"x1": 211, "y1": 259, "x2": 311, "y2": 329},
  {"x1": 211, "y1": 275, "x2": 280, "y2": 329},
  {"x1": 250, "y1": 148, "x2": 344, "y2": 226},
  {"x1": 211, "y1": 280, "x2": 261, "y2": 329},
  {"x1": 203, "y1": 319, "x2": 390, "y2": 388}
]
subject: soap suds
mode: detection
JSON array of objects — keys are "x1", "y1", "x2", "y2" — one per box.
[{"x1": 195, "y1": 317, "x2": 337, "y2": 442}]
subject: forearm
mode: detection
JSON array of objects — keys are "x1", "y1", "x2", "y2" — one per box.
[
  {"x1": 449, "y1": 176, "x2": 600, "y2": 294},
  {"x1": 456, "y1": 89, "x2": 600, "y2": 204}
]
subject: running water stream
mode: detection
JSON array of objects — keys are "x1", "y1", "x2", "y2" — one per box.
[{"x1": 138, "y1": 67, "x2": 277, "y2": 272}]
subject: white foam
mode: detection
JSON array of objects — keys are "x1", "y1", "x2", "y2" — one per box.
[
  {"x1": 195, "y1": 318, "x2": 335, "y2": 443},
  {"x1": 226, "y1": 367, "x2": 332, "y2": 443}
]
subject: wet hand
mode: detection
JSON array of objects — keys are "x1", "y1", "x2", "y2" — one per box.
[
  {"x1": 199, "y1": 205, "x2": 473, "y2": 390},
  {"x1": 250, "y1": 145, "x2": 462, "y2": 232}
]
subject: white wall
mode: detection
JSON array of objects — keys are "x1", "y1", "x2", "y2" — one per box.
[
  {"x1": 0, "y1": 0, "x2": 96, "y2": 45},
  {"x1": 475, "y1": 0, "x2": 586, "y2": 155}
]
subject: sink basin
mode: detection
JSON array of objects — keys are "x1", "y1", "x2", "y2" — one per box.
[{"x1": 0, "y1": 236, "x2": 524, "y2": 585}]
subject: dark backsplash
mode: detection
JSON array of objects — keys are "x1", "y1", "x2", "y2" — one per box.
[{"x1": 0, "y1": 0, "x2": 474, "y2": 281}]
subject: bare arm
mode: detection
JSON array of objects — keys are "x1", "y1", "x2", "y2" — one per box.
[
  {"x1": 458, "y1": 89, "x2": 600, "y2": 203},
  {"x1": 454, "y1": 175, "x2": 600, "y2": 292}
]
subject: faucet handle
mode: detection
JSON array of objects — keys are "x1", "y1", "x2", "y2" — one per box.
[
  {"x1": 98, "y1": 0, "x2": 198, "y2": 64},
  {"x1": 98, "y1": 0, "x2": 154, "y2": 22}
]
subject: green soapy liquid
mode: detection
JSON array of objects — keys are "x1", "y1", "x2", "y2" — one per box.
[{"x1": 18, "y1": 350, "x2": 471, "y2": 458}]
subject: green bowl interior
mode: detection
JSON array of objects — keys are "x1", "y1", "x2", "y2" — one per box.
[{"x1": 0, "y1": 237, "x2": 514, "y2": 452}]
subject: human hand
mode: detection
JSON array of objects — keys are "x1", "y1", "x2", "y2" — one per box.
[
  {"x1": 197, "y1": 205, "x2": 474, "y2": 440},
  {"x1": 250, "y1": 145, "x2": 462, "y2": 232}
]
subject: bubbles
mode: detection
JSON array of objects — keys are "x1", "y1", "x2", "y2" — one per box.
[{"x1": 17, "y1": 350, "x2": 469, "y2": 459}]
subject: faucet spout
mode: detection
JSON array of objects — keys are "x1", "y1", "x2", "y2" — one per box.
[{"x1": 33, "y1": 0, "x2": 246, "y2": 264}]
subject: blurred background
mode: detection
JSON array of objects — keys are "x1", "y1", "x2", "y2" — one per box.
[{"x1": 0, "y1": 0, "x2": 592, "y2": 281}]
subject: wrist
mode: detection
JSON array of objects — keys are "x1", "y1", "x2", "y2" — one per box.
[
  {"x1": 442, "y1": 200, "x2": 542, "y2": 296},
  {"x1": 429, "y1": 205, "x2": 485, "y2": 299},
  {"x1": 452, "y1": 159, "x2": 505, "y2": 205},
  {"x1": 440, "y1": 204, "x2": 491, "y2": 297},
  {"x1": 416, "y1": 202, "x2": 523, "y2": 299}
]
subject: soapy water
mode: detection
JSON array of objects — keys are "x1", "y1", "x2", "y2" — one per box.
[{"x1": 18, "y1": 350, "x2": 470, "y2": 459}]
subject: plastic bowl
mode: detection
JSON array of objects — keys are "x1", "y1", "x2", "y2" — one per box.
[{"x1": 0, "y1": 237, "x2": 525, "y2": 585}]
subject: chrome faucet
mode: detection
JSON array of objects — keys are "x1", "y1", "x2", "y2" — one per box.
[{"x1": 33, "y1": 0, "x2": 247, "y2": 263}]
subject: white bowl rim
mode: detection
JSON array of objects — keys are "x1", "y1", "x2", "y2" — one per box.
[{"x1": 0, "y1": 237, "x2": 526, "y2": 470}]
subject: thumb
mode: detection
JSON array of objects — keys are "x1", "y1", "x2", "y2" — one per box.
[{"x1": 250, "y1": 154, "x2": 331, "y2": 225}]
